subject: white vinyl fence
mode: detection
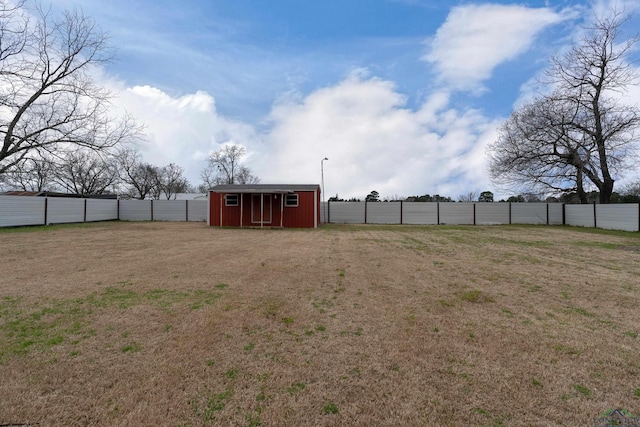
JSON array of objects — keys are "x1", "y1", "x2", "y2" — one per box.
[
  {"x1": 0, "y1": 196, "x2": 208, "y2": 227},
  {"x1": 320, "y1": 201, "x2": 640, "y2": 232},
  {"x1": 2, "y1": 196, "x2": 638, "y2": 232}
]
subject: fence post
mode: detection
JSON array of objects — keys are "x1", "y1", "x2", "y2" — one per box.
[
  {"x1": 44, "y1": 197, "x2": 48, "y2": 225},
  {"x1": 546, "y1": 203, "x2": 549, "y2": 225},
  {"x1": 364, "y1": 201, "x2": 368, "y2": 224},
  {"x1": 186, "y1": 200, "x2": 189, "y2": 222},
  {"x1": 117, "y1": 199, "x2": 120, "y2": 220},
  {"x1": 509, "y1": 202, "x2": 512, "y2": 225},
  {"x1": 151, "y1": 200, "x2": 154, "y2": 221},
  {"x1": 593, "y1": 202, "x2": 597, "y2": 229},
  {"x1": 437, "y1": 202, "x2": 440, "y2": 225},
  {"x1": 562, "y1": 204, "x2": 566, "y2": 226},
  {"x1": 473, "y1": 203, "x2": 476, "y2": 226},
  {"x1": 400, "y1": 201, "x2": 403, "y2": 225},
  {"x1": 84, "y1": 199, "x2": 87, "y2": 223}
]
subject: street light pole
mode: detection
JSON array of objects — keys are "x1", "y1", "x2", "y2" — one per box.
[{"x1": 321, "y1": 157, "x2": 328, "y2": 224}]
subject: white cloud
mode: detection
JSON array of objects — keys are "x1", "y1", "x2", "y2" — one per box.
[
  {"x1": 423, "y1": 4, "x2": 572, "y2": 93},
  {"x1": 101, "y1": 72, "x2": 502, "y2": 201},
  {"x1": 256, "y1": 72, "x2": 500, "y2": 200},
  {"x1": 107, "y1": 82, "x2": 260, "y2": 185}
]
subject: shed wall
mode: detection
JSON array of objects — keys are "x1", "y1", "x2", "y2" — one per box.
[
  {"x1": 282, "y1": 191, "x2": 318, "y2": 228},
  {"x1": 208, "y1": 190, "x2": 318, "y2": 228}
]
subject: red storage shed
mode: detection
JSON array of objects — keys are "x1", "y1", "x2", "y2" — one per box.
[{"x1": 208, "y1": 184, "x2": 321, "y2": 228}]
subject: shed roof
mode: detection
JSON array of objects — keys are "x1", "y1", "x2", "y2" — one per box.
[{"x1": 210, "y1": 184, "x2": 320, "y2": 193}]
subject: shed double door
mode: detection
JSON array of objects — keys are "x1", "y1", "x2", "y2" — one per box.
[{"x1": 251, "y1": 194, "x2": 272, "y2": 224}]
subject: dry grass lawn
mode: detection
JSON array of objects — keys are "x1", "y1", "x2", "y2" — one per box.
[{"x1": 1, "y1": 221, "x2": 639, "y2": 426}]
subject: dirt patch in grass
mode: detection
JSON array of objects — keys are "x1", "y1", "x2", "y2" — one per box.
[{"x1": 1, "y1": 222, "x2": 639, "y2": 426}]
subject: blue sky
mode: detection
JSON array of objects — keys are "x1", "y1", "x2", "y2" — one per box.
[{"x1": 49, "y1": 0, "x2": 640, "y2": 199}]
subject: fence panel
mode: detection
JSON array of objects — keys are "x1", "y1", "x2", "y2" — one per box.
[
  {"x1": 511, "y1": 203, "x2": 548, "y2": 224},
  {"x1": 320, "y1": 202, "x2": 328, "y2": 223},
  {"x1": 48, "y1": 198, "x2": 84, "y2": 224},
  {"x1": 438, "y1": 202, "x2": 474, "y2": 225},
  {"x1": 367, "y1": 202, "x2": 401, "y2": 224},
  {"x1": 565, "y1": 205, "x2": 595, "y2": 228},
  {"x1": 86, "y1": 199, "x2": 118, "y2": 222},
  {"x1": 596, "y1": 204, "x2": 639, "y2": 232},
  {"x1": 119, "y1": 200, "x2": 152, "y2": 221},
  {"x1": 0, "y1": 196, "x2": 45, "y2": 227},
  {"x1": 188, "y1": 200, "x2": 208, "y2": 222},
  {"x1": 476, "y1": 203, "x2": 509, "y2": 225},
  {"x1": 402, "y1": 203, "x2": 438, "y2": 225},
  {"x1": 329, "y1": 202, "x2": 365, "y2": 224},
  {"x1": 548, "y1": 204, "x2": 564, "y2": 225},
  {"x1": 1, "y1": 196, "x2": 638, "y2": 231},
  {"x1": 154, "y1": 200, "x2": 187, "y2": 221}
]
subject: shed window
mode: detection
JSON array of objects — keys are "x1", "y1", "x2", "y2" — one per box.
[
  {"x1": 285, "y1": 194, "x2": 299, "y2": 207},
  {"x1": 225, "y1": 194, "x2": 239, "y2": 206}
]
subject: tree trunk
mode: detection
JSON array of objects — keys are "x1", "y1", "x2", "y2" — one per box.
[{"x1": 599, "y1": 177, "x2": 614, "y2": 204}]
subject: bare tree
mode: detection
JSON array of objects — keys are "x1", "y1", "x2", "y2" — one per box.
[
  {"x1": 0, "y1": 153, "x2": 56, "y2": 191},
  {"x1": 458, "y1": 191, "x2": 478, "y2": 202},
  {"x1": 488, "y1": 95, "x2": 593, "y2": 202},
  {"x1": 201, "y1": 144, "x2": 259, "y2": 187},
  {"x1": 115, "y1": 148, "x2": 159, "y2": 199},
  {"x1": 156, "y1": 163, "x2": 189, "y2": 200},
  {"x1": 0, "y1": 3, "x2": 140, "y2": 176},
  {"x1": 488, "y1": 10, "x2": 640, "y2": 203},
  {"x1": 52, "y1": 150, "x2": 119, "y2": 195}
]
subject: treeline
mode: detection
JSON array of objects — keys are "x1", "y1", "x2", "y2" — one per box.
[{"x1": 0, "y1": 148, "x2": 192, "y2": 200}]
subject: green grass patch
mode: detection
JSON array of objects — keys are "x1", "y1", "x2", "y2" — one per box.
[
  {"x1": 282, "y1": 317, "x2": 295, "y2": 325},
  {"x1": 322, "y1": 402, "x2": 339, "y2": 414},
  {"x1": 458, "y1": 289, "x2": 495, "y2": 303},
  {"x1": 565, "y1": 305, "x2": 595, "y2": 317},
  {"x1": 573, "y1": 384, "x2": 591, "y2": 397},
  {"x1": 0, "y1": 287, "x2": 226, "y2": 363},
  {"x1": 225, "y1": 368, "x2": 239, "y2": 380},
  {"x1": 121, "y1": 342, "x2": 142, "y2": 353},
  {"x1": 191, "y1": 388, "x2": 233, "y2": 423},
  {"x1": 285, "y1": 382, "x2": 306, "y2": 394},
  {"x1": 502, "y1": 309, "x2": 514, "y2": 318}
]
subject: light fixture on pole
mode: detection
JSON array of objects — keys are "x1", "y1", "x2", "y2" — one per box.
[{"x1": 321, "y1": 157, "x2": 328, "y2": 224}]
